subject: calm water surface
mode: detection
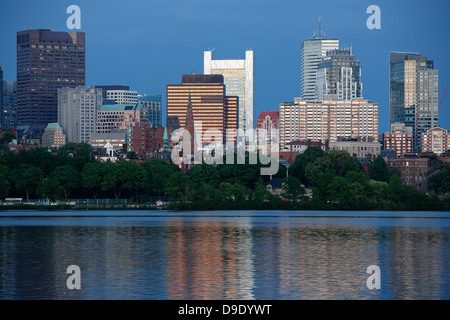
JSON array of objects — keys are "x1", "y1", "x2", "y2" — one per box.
[{"x1": 0, "y1": 210, "x2": 449, "y2": 300}]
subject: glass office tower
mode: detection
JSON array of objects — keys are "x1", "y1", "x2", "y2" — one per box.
[
  {"x1": 316, "y1": 49, "x2": 362, "y2": 100},
  {"x1": 390, "y1": 52, "x2": 439, "y2": 152},
  {"x1": 138, "y1": 94, "x2": 162, "y2": 128}
]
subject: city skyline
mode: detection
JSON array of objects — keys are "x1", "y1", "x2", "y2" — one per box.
[{"x1": 0, "y1": 0, "x2": 449, "y2": 134}]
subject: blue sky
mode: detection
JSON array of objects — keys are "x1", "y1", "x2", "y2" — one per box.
[{"x1": 1, "y1": 0, "x2": 449, "y2": 133}]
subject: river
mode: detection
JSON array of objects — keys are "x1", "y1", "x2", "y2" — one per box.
[{"x1": 0, "y1": 210, "x2": 449, "y2": 299}]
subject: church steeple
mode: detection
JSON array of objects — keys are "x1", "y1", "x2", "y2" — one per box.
[{"x1": 185, "y1": 93, "x2": 194, "y2": 131}]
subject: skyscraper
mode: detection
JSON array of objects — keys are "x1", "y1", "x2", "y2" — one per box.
[
  {"x1": 390, "y1": 52, "x2": 439, "y2": 152},
  {"x1": 16, "y1": 29, "x2": 85, "y2": 130},
  {"x1": 166, "y1": 74, "x2": 238, "y2": 146},
  {"x1": 204, "y1": 50, "x2": 253, "y2": 135},
  {"x1": 301, "y1": 19, "x2": 339, "y2": 100},
  {"x1": 1, "y1": 79, "x2": 17, "y2": 129},
  {"x1": 57, "y1": 86, "x2": 103, "y2": 144},
  {"x1": 316, "y1": 49, "x2": 362, "y2": 100}
]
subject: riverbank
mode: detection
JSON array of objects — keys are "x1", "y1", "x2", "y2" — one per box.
[
  {"x1": 167, "y1": 199, "x2": 450, "y2": 212},
  {"x1": 1, "y1": 199, "x2": 449, "y2": 212}
]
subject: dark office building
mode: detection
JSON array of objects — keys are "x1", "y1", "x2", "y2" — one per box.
[
  {"x1": 16, "y1": 29, "x2": 85, "y2": 129},
  {"x1": 2, "y1": 81, "x2": 17, "y2": 128}
]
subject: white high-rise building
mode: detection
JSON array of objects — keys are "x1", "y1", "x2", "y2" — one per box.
[
  {"x1": 301, "y1": 19, "x2": 339, "y2": 100},
  {"x1": 57, "y1": 86, "x2": 103, "y2": 144},
  {"x1": 204, "y1": 50, "x2": 254, "y2": 136}
]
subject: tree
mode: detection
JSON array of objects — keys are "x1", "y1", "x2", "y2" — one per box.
[
  {"x1": 14, "y1": 148, "x2": 58, "y2": 176},
  {"x1": 282, "y1": 176, "x2": 306, "y2": 201},
  {"x1": 165, "y1": 171, "x2": 194, "y2": 201},
  {"x1": 387, "y1": 173, "x2": 404, "y2": 203},
  {"x1": 10, "y1": 164, "x2": 44, "y2": 201},
  {"x1": 58, "y1": 142, "x2": 93, "y2": 172},
  {"x1": 369, "y1": 155, "x2": 390, "y2": 182},
  {"x1": 36, "y1": 177, "x2": 63, "y2": 202},
  {"x1": 325, "y1": 175, "x2": 368, "y2": 208},
  {"x1": 115, "y1": 161, "x2": 147, "y2": 202},
  {"x1": 289, "y1": 146, "x2": 325, "y2": 184},
  {"x1": 0, "y1": 132, "x2": 15, "y2": 145},
  {"x1": 305, "y1": 156, "x2": 335, "y2": 185},
  {"x1": 81, "y1": 162, "x2": 106, "y2": 201},
  {"x1": 369, "y1": 180, "x2": 389, "y2": 203},
  {"x1": 51, "y1": 165, "x2": 80, "y2": 200},
  {"x1": 0, "y1": 165, "x2": 11, "y2": 198},
  {"x1": 427, "y1": 164, "x2": 450, "y2": 195},
  {"x1": 142, "y1": 160, "x2": 180, "y2": 197},
  {"x1": 102, "y1": 161, "x2": 147, "y2": 204},
  {"x1": 188, "y1": 163, "x2": 221, "y2": 188},
  {"x1": 194, "y1": 182, "x2": 224, "y2": 201},
  {"x1": 253, "y1": 179, "x2": 272, "y2": 202},
  {"x1": 219, "y1": 182, "x2": 251, "y2": 201}
]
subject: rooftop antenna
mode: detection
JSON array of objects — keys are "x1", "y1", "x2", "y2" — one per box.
[{"x1": 318, "y1": 17, "x2": 322, "y2": 37}]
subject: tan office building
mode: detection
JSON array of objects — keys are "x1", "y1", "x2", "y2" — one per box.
[{"x1": 279, "y1": 96, "x2": 378, "y2": 149}]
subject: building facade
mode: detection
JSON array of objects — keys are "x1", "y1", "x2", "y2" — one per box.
[
  {"x1": 316, "y1": 49, "x2": 362, "y2": 100},
  {"x1": 204, "y1": 50, "x2": 253, "y2": 135},
  {"x1": 90, "y1": 131, "x2": 127, "y2": 151},
  {"x1": 256, "y1": 111, "x2": 279, "y2": 147},
  {"x1": 389, "y1": 52, "x2": 439, "y2": 152},
  {"x1": 421, "y1": 127, "x2": 450, "y2": 155},
  {"x1": 386, "y1": 156, "x2": 430, "y2": 188},
  {"x1": 279, "y1": 97, "x2": 378, "y2": 149},
  {"x1": 329, "y1": 137, "x2": 381, "y2": 158},
  {"x1": 129, "y1": 124, "x2": 170, "y2": 158},
  {"x1": 41, "y1": 122, "x2": 66, "y2": 148},
  {"x1": 383, "y1": 122, "x2": 414, "y2": 157},
  {"x1": 166, "y1": 74, "x2": 238, "y2": 146},
  {"x1": 300, "y1": 22, "x2": 339, "y2": 100},
  {"x1": 138, "y1": 94, "x2": 162, "y2": 127},
  {"x1": 96, "y1": 103, "x2": 149, "y2": 134},
  {"x1": 58, "y1": 86, "x2": 103, "y2": 144},
  {"x1": 1, "y1": 71, "x2": 17, "y2": 128},
  {"x1": 16, "y1": 29, "x2": 85, "y2": 128},
  {"x1": 94, "y1": 85, "x2": 130, "y2": 102},
  {"x1": 106, "y1": 90, "x2": 138, "y2": 104}
]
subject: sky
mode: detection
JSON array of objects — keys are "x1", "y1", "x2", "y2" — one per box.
[{"x1": 0, "y1": 0, "x2": 449, "y2": 133}]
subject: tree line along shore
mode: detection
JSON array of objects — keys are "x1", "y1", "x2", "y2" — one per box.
[{"x1": 0, "y1": 142, "x2": 449, "y2": 211}]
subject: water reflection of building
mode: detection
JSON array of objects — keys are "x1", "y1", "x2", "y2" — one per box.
[
  {"x1": 165, "y1": 219, "x2": 255, "y2": 299},
  {"x1": 387, "y1": 226, "x2": 443, "y2": 299},
  {"x1": 275, "y1": 224, "x2": 382, "y2": 299}
]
